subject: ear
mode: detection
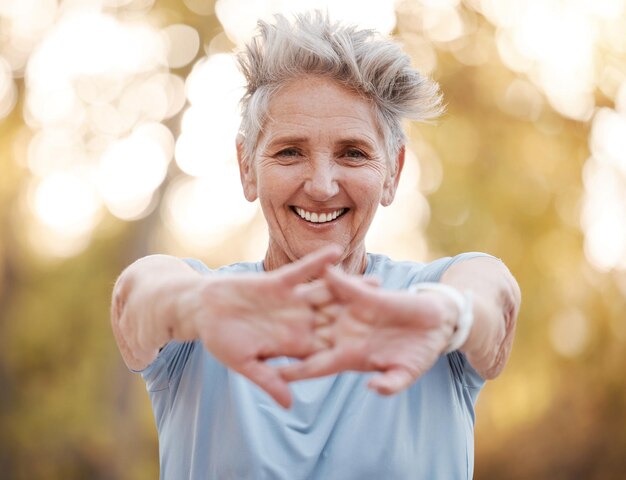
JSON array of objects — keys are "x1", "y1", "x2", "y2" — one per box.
[
  {"x1": 381, "y1": 146, "x2": 405, "y2": 206},
  {"x1": 236, "y1": 137, "x2": 257, "y2": 202}
]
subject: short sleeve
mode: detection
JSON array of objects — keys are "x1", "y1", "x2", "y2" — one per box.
[
  {"x1": 182, "y1": 257, "x2": 212, "y2": 274},
  {"x1": 132, "y1": 340, "x2": 199, "y2": 392},
  {"x1": 411, "y1": 252, "x2": 498, "y2": 283},
  {"x1": 447, "y1": 351, "x2": 485, "y2": 391}
]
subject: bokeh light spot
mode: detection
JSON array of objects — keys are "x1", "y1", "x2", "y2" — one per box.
[
  {"x1": 176, "y1": 53, "x2": 244, "y2": 176},
  {"x1": 215, "y1": 0, "x2": 397, "y2": 47},
  {"x1": 98, "y1": 123, "x2": 173, "y2": 220},
  {"x1": 549, "y1": 309, "x2": 590, "y2": 357},
  {"x1": 27, "y1": 128, "x2": 84, "y2": 177},
  {"x1": 162, "y1": 24, "x2": 201, "y2": 69},
  {"x1": 0, "y1": 56, "x2": 18, "y2": 119},
  {"x1": 162, "y1": 170, "x2": 258, "y2": 250},
  {"x1": 29, "y1": 169, "x2": 101, "y2": 236},
  {"x1": 499, "y1": 78, "x2": 544, "y2": 120}
]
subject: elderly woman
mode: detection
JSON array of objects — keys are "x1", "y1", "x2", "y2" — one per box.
[{"x1": 111, "y1": 12, "x2": 520, "y2": 480}]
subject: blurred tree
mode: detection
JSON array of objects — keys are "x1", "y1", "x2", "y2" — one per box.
[{"x1": 0, "y1": 1, "x2": 625, "y2": 479}]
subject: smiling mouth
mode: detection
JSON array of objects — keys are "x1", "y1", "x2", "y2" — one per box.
[{"x1": 291, "y1": 207, "x2": 348, "y2": 224}]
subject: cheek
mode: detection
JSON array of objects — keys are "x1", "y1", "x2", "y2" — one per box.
[
  {"x1": 256, "y1": 168, "x2": 301, "y2": 203},
  {"x1": 347, "y1": 170, "x2": 386, "y2": 202}
]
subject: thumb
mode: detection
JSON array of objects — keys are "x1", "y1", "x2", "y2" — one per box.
[
  {"x1": 368, "y1": 368, "x2": 415, "y2": 395},
  {"x1": 278, "y1": 245, "x2": 342, "y2": 286}
]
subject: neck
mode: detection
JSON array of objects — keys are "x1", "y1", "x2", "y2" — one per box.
[{"x1": 263, "y1": 241, "x2": 368, "y2": 275}]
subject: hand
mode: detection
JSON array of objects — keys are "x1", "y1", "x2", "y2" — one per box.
[
  {"x1": 280, "y1": 267, "x2": 456, "y2": 395},
  {"x1": 185, "y1": 246, "x2": 341, "y2": 408}
]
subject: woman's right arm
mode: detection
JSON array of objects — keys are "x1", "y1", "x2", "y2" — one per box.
[
  {"x1": 110, "y1": 247, "x2": 342, "y2": 407},
  {"x1": 110, "y1": 254, "x2": 204, "y2": 372}
]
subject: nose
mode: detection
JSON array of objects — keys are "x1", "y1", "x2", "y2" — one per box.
[{"x1": 303, "y1": 160, "x2": 339, "y2": 201}]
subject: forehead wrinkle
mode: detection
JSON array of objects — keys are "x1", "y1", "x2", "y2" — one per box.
[
  {"x1": 264, "y1": 131, "x2": 380, "y2": 151},
  {"x1": 266, "y1": 112, "x2": 375, "y2": 130},
  {"x1": 264, "y1": 116, "x2": 382, "y2": 147}
]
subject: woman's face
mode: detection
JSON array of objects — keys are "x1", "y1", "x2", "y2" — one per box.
[{"x1": 238, "y1": 76, "x2": 404, "y2": 272}]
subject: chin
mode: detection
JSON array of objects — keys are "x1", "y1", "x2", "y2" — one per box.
[{"x1": 291, "y1": 240, "x2": 346, "y2": 258}]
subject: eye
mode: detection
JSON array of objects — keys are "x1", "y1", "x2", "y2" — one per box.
[
  {"x1": 342, "y1": 148, "x2": 368, "y2": 161},
  {"x1": 276, "y1": 148, "x2": 301, "y2": 157}
]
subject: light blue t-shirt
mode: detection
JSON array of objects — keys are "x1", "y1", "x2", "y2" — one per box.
[{"x1": 137, "y1": 252, "x2": 489, "y2": 479}]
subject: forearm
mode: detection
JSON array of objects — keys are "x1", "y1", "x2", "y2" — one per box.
[
  {"x1": 440, "y1": 257, "x2": 521, "y2": 379},
  {"x1": 111, "y1": 255, "x2": 204, "y2": 371}
]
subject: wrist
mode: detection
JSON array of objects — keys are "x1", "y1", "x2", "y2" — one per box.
[
  {"x1": 166, "y1": 274, "x2": 212, "y2": 341},
  {"x1": 409, "y1": 282, "x2": 474, "y2": 353}
]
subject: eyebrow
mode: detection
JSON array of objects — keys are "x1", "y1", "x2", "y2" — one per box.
[
  {"x1": 265, "y1": 136, "x2": 308, "y2": 147},
  {"x1": 335, "y1": 137, "x2": 377, "y2": 150},
  {"x1": 265, "y1": 135, "x2": 377, "y2": 150}
]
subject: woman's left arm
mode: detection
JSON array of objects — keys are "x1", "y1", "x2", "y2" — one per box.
[
  {"x1": 440, "y1": 257, "x2": 521, "y2": 379},
  {"x1": 280, "y1": 256, "x2": 521, "y2": 393}
]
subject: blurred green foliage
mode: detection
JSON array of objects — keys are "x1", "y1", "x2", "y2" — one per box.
[{"x1": 1, "y1": 1, "x2": 626, "y2": 479}]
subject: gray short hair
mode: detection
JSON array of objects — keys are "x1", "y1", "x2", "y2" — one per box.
[{"x1": 236, "y1": 11, "x2": 443, "y2": 165}]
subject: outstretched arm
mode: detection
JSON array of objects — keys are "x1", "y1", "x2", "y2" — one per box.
[
  {"x1": 280, "y1": 256, "x2": 521, "y2": 392},
  {"x1": 440, "y1": 256, "x2": 521, "y2": 379},
  {"x1": 110, "y1": 246, "x2": 342, "y2": 407}
]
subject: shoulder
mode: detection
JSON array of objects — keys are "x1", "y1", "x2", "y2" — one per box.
[
  {"x1": 181, "y1": 258, "x2": 263, "y2": 275},
  {"x1": 366, "y1": 252, "x2": 496, "y2": 290}
]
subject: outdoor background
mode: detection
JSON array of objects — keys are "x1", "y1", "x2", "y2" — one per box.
[{"x1": 1, "y1": 0, "x2": 625, "y2": 478}]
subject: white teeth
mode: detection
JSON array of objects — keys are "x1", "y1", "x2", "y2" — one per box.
[{"x1": 295, "y1": 208, "x2": 346, "y2": 223}]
